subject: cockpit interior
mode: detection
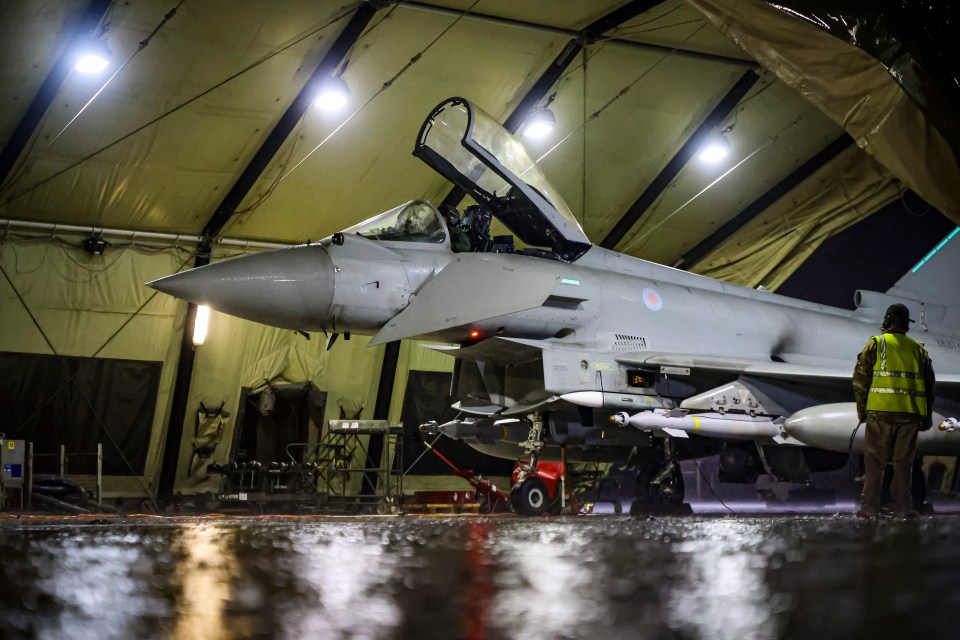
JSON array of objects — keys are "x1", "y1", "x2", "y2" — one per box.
[{"x1": 343, "y1": 198, "x2": 563, "y2": 261}]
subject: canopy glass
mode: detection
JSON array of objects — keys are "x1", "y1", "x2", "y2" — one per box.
[
  {"x1": 345, "y1": 200, "x2": 447, "y2": 244},
  {"x1": 414, "y1": 97, "x2": 591, "y2": 260}
]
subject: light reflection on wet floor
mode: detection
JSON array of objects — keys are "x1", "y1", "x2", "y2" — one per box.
[{"x1": 2, "y1": 515, "x2": 959, "y2": 640}]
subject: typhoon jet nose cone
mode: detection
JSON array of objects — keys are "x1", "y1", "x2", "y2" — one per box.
[{"x1": 148, "y1": 244, "x2": 335, "y2": 331}]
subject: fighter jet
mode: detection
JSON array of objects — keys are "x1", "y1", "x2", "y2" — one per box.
[{"x1": 150, "y1": 97, "x2": 960, "y2": 515}]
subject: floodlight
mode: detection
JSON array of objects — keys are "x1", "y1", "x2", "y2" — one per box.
[
  {"x1": 74, "y1": 37, "x2": 112, "y2": 74},
  {"x1": 314, "y1": 76, "x2": 351, "y2": 111},
  {"x1": 522, "y1": 108, "x2": 556, "y2": 139},
  {"x1": 698, "y1": 134, "x2": 731, "y2": 163}
]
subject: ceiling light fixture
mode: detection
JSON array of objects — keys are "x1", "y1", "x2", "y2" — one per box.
[
  {"x1": 522, "y1": 107, "x2": 556, "y2": 139},
  {"x1": 74, "y1": 37, "x2": 112, "y2": 74},
  {"x1": 698, "y1": 133, "x2": 731, "y2": 163},
  {"x1": 314, "y1": 76, "x2": 351, "y2": 111}
]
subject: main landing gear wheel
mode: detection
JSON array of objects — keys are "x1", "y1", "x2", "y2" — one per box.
[
  {"x1": 630, "y1": 461, "x2": 658, "y2": 515},
  {"x1": 511, "y1": 477, "x2": 549, "y2": 517},
  {"x1": 653, "y1": 462, "x2": 686, "y2": 509},
  {"x1": 630, "y1": 445, "x2": 690, "y2": 515}
]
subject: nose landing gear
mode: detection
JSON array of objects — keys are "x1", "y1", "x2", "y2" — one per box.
[{"x1": 510, "y1": 415, "x2": 565, "y2": 516}]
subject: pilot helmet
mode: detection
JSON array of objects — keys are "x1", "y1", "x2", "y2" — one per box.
[{"x1": 439, "y1": 204, "x2": 460, "y2": 226}]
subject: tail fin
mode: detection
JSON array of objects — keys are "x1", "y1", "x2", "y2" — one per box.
[{"x1": 887, "y1": 226, "x2": 960, "y2": 329}]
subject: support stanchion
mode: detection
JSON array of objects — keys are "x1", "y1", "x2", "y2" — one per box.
[
  {"x1": 97, "y1": 443, "x2": 103, "y2": 507},
  {"x1": 26, "y1": 442, "x2": 33, "y2": 511}
]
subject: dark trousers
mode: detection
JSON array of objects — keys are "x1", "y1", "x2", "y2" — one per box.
[{"x1": 861, "y1": 411, "x2": 920, "y2": 513}]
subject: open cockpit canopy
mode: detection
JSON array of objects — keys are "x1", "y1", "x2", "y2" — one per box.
[{"x1": 414, "y1": 97, "x2": 591, "y2": 261}]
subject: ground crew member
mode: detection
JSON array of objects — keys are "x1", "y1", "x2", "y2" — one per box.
[{"x1": 853, "y1": 303, "x2": 936, "y2": 518}]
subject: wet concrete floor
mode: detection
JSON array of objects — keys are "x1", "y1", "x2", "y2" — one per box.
[{"x1": 1, "y1": 513, "x2": 958, "y2": 640}]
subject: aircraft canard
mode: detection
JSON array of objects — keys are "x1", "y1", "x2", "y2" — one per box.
[{"x1": 369, "y1": 252, "x2": 568, "y2": 346}]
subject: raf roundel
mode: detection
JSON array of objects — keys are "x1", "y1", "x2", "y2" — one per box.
[{"x1": 642, "y1": 287, "x2": 663, "y2": 312}]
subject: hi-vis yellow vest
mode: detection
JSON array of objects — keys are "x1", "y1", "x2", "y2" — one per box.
[{"x1": 866, "y1": 332, "x2": 928, "y2": 414}]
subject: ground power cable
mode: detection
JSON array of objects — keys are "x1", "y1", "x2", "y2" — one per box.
[
  {"x1": 692, "y1": 458, "x2": 737, "y2": 514},
  {"x1": 846, "y1": 420, "x2": 865, "y2": 484},
  {"x1": 0, "y1": 4, "x2": 358, "y2": 208},
  {"x1": 847, "y1": 421, "x2": 863, "y2": 454}
]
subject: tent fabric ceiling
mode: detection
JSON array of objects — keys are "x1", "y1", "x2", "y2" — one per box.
[
  {"x1": 611, "y1": 77, "x2": 842, "y2": 263},
  {"x1": 527, "y1": 47, "x2": 750, "y2": 252},
  {"x1": 419, "y1": 0, "x2": 753, "y2": 61},
  {"x1": 409, "y1": 0, "x2": 630, "y2": 32},
  {"x1": 223, "y1": 6, "x2": 566, "y2": 240},
  {"x1": 1, "y1": 0, "x2": 355, "y2": 230},
  {"x1": 686, "y1": 0, "x2": 960, "y2": 224},
  {"x1": 0, "y1": 0, "x2": 945, "y2": 287},
  {"x1": 690, "y1": 144, "x2": 900, "y2": 289},
  {"x1": 0, "y1": 0, "x2": 84, "y2": 144}
]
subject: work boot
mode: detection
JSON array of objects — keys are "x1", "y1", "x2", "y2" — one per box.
[
  {"x1": 855, "y1": 507, "x2": 878, "y2": 518},
  {"x1": 893, "y1": 509, "x2": 919, "y2": 520}
]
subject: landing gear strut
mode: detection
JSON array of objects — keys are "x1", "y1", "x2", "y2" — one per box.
[
  {"x1": 630, "y1": 438, "x2": 690, "y2": 515},
  {"x1": 510, "y1": 414, "x2": 563, "y2": 516}
]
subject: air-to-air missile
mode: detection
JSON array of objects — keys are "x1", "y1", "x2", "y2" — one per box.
[
  {"x1": 150, "y1": 97, "x2": 960, "y2": 515},
  {"x1": 610, "y1": 408, "x2": 791, "y2": 442}
]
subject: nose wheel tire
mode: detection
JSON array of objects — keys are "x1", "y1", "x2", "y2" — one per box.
[{"x1": 511, "y1": 477, "x2": 550, "y2": 516}]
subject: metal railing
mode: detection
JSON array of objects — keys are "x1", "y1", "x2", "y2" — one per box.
[{"x1": 30, "y1": 443, "x2": 102, "y2": 506}]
